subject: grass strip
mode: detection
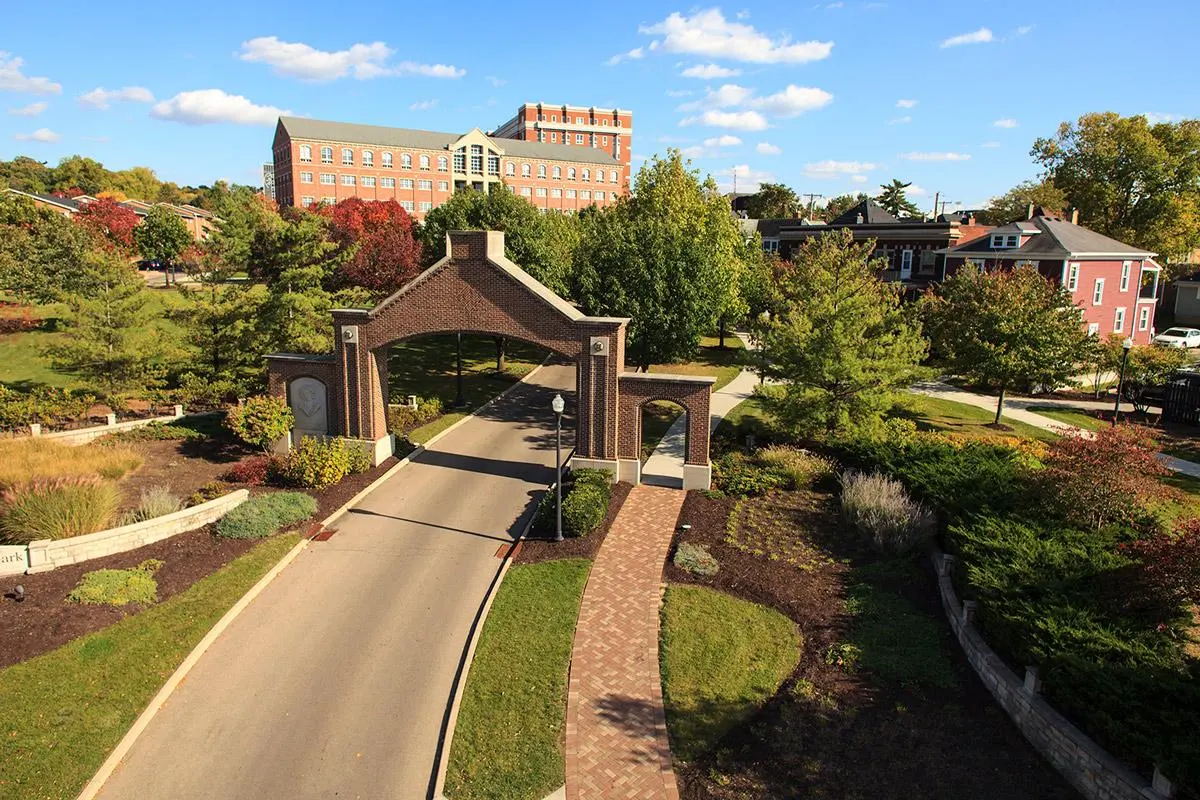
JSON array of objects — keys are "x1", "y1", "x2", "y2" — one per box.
[
  {"x1": 0, "y1": 533, "x2": 300, "y2": 800},
  {"x1": 444, "y1": 559, "x2": 591, "y2": 800},
  {"x1": 1024, "y1": 405, "x2": 1107, "y2": 431},
  {"x1": 660, "y1": 584, "x2": 800, "y2": 762}
]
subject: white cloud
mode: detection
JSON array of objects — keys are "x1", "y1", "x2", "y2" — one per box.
[
  {"x1": 980, "y1": 141, "x2": 1001, "y2": 148},
  {"x1": 900, "y1": 151, "x2": 971, "y2": 161},
  {"x1": 889, "y1": 116, "x2": 912, "y2": 125},
  {"x1": 485, "y1": 75, "x2": 506, "y2": 86},
  {"x1": 756, "y1": 142, "x2": 781, "y2": 155},
  {"x1": 704, "y1": 135, "x2": 742, "y2": 147},
  {"x1": 748, "y1": 84, "x2": 833, "y2": 117},
  {"x1": 1145, "y1": 112, "x2": 1182, "y2": 125},
  {"x1": 908, "y1": 184, "x2": 928, "y2": 197},
  {"x1": 665, "y1": 89, "x2": 694, "y2": 97},
  {"x1": 238, "y1": 37, "x2": 463, "y2": 81},
  {"x1": 606, "y1": 47, "x2": 645, "y2": 65},
  {"x1": 804, "y1": 160, "x2": 878, "y2": 179},
  {"x1": 640, "y1": 9, "x2": 833, "y2": 64},
  {"x1": 993, "y1": 118, "x2": 1018, "y2": 128},
  {"x1": 719, "y1": 163, "x2": 774, "y2": 193},
  {"x1": 8, "y1": 101, "x2": 47, "y2": 116},
  {"x1": 736, "y1": 8, "x2": 751, "y2": 19},
  {"x1": 150, "y1": 89, "x2": 287, "y2": 126},
  {"x1": 13, "y1": 127, "x2": 59, "y2": 142},
  {"x1": 680, "y1": 63, "x2": 741, "y2": 79},
  {"x1": 1015, "y1": 25, "x2": 1034, "y2": 36},
  {"x1": 677, "y1": 83, "x2": 754, "y2": 111},
  {"x1": 0, "y1": 53, "x2": 61, "y2": 95},
  {"x1": 680, "y1": 109, "x2": 769, "y2": 131},
  {"x1": 824, "y1": 2, "x2": 844, "y2": 7},
  {"x1": 409, "y1": 99, "x2": 438, "y2": 110},
  {"x1": 78, "y1": 86, "x2": 154, "y2": 110},
  {"x1": 896, "y1": 98, "x2": 918, "y2": 108},
  {"x1": 940, "y1": 27, "x2": 993, "y2": 48},
  {"x1": 850, "y1": 175, "x2": 868, "y2": 183}
]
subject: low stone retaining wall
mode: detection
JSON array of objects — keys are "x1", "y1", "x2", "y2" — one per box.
[
  {"x1": 16, "y1": 406, "x2": 199, "y2": 447},
  {"x1": 933, "y1": 550, "x2": 1176, "y2": 800},
  {"x1": 0, "y1": 490, "x2": 249, "y2": 577}
]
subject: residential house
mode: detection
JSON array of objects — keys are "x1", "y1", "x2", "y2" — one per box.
[
  {"x1": 940, "y1": 210, "x2": 1161, "y2": 343},
  {"x1": 4, "y1": 187, "x2": 81, "y2": 217}
]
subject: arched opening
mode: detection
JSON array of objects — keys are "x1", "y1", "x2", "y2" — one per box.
[{"x1": 639, "y1": 398, "x2": 688, "y2": 488}]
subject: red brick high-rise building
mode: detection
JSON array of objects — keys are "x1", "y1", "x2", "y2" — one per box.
[{"x1": 272, "y1": 103, "x2": 632, "y2": 219}]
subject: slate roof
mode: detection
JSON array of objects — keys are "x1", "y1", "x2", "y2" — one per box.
[
  {"x1": 944, "y1": 215, "x2": 1156, "y2": 258},
  {"x1": 5, "y1": 188, "x2": 81, "y2": 211},
  {"x1": 278, "y1": 117, "x2": 620, "y2": 167},
  {"x1": 828, "y1": 198, "x2": 900, "y2": 226}
]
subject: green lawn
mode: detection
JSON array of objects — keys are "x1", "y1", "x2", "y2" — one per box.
[
  {"x1": 1025, "y1": 405, "x2": 1107, "y2": 432},
  {"x1": 0, "y1": 534, "x2": 300, "y2": 800},
  {"x1": 444, "y1": 559, "x2": 591, "y2": 800},
  {"x1": 659, "y1": 584, "x2": 800, "y2": 762},
  {"x1": 389, "y1": 334, "x2": 547, "y2": 445},
  {"x1": 898, "y1": 394, "x2": 1059, "y2": 443}
]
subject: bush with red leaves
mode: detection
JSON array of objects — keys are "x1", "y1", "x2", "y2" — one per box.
[
  {"x1": 1122, "y1": 519, "x2": 1200, "y2": 606},
  {"x1": 224, "y1": 455, "x2": 281, "y2": 486}
]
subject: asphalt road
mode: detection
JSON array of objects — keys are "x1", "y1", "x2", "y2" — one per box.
[{"x1": 96, "y1": 364, "x2": 576, "y2": 800}]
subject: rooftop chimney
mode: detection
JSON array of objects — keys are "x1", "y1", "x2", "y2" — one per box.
[
  {"x1": 1070, "y1": 208, "x2": 1079, "y2": 225},
  {"x1": 855, "y1": 213, "x2": 863, "y2": 224}
]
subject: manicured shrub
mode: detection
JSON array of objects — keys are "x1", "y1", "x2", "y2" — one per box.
[
  {"x1": 225, "y1": 395, "x2": 294, "y2": 451},
  {"x1": 713, "y1": 452, "x2": 786, "y2": 497},
  {"x1": 67, "y1": 559, "x2": 163, "y2": 606},
  {"x1": 280, "y1": 437, "x2": 369, "y2": 489},
  {"x1": 119, "y1": 485, "x2": 183, "y2": 525},
  {"x1": 673, "y1": 542, "x2": 719, "y2": 576},
  {"x1": 755, "y1": 446, "x2": 835, "y2": 489},
  {"x1": 216, "y1": 491, "x2": 317, "y2": 539},
  {"x1": 188, "y1": 481, "x2": 227, "y2": 506},
  {"x1": 0, "y1": 438, "x2": 142, "y2": 490},
  {"x1": 0, "y1": 477, "x2": 120, "y2": 544},
  {"x1": 387, "y1": 396, "x2": 444, "y2": 432},
  {"x1": 0, "y1": 385, "x2": 97, "y2": 431},
  {"x1": 1121, "y1": 517, "x2": 1200, "y2": 606},
  {"x1": 562, "y1": 482, "x2": 610, "y2": 538},
  {"x1": 571, "y1": 468, "x2": 612, "y2": 490},
  {"x1": 225, "y1": 455, "x2": 278, "y2": 486},
  {"x1": 105, "y1": 420, "x2": 211, "y2": 443},
  {"x1": 840, "y1": 470, "x2": 935, "y2": 554}
]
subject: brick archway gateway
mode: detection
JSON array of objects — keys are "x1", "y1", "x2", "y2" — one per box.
[{"x1": 266, "y1": 230, "x2": 713, "y2": 489}]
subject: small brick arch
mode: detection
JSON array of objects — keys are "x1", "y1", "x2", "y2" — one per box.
[{"x1": 266, "y1": 230, "x2": 714, "y2": 488}]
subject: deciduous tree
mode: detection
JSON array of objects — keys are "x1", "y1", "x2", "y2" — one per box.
[
  {"x1": 133, "y1": 205, "x2": 192, "y2": 266},
  {"x1": 819, "y1": 193, "x2": 868, "y2": 223},
  {"x1": 321, "y1": 197, "x2": 422, "y2": 296},
  {"x1": 981, "y1": 178, "x2": 1068, "y2": 225},
  {"x1": 75, "y1": 197, "x2": 140, "y2": 252},
  {"x1": 744, "y1": 182, "x2": 800, "y2": 219}
]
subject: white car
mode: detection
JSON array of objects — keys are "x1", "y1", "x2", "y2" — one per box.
[{"x1": 1153, "y1": 327, "x2": 1200, "y2": 348}]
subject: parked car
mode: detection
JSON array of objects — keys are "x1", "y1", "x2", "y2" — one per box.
[
  {"x1": 136, "y1": 259, "x2": 162, "y2": 271},
  {"x1": 1152, "y1": 327, "x2": 1200, "y2": 348}
]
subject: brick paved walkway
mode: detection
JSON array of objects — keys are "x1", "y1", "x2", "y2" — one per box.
[{"x1": 565, "y1": 485, "x2": 684, "y2": 800}]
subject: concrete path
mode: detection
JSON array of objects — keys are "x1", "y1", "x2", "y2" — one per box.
[
  {"x1": 97, "y1": 365, "x2": 577, "y2": 800},
  {"x1": 565, "y1": 485, "x2": 684, "y2": 800}
]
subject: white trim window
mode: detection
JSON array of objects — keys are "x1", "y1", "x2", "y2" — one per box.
[
  {"x1": 596, "y1": 171, "x2": 605, "y2": 183},
  {"x1": 419, "y1": 201, "x2": 432, "y2": 212},
  {"x1": 609, "y1": 170, "x2": 618, "y2": 183},
  {"x1": 341, "y1": 148, "x2": 354, "y2": 165},
  {"x1": 401, "y1": 200, "x2": 414, "y2": 211},
  {"x1": 522, "y1": 163, "x2": 531, "y2": 178},
  {"x1": 420, "y1": 155, "x2": 430, "y2": 170},
  {"x1": 551, "y1": 132, "x2": 558, "y2": 143},
  {"x1": 1067, "y1": 263, "x2": 1079, "y2": 292},
  {"x1": 568, "y1": 168, "x2": 576, "y2": 180},
  {"x1": 581, "y1": 190, "x2": 592, "y2": 200},
  {"x1": 301, "y1": 196, "x2": 314, "y2": 207},
  {"x1": 418, "y1": 179, "x2": 432, "y2": 190},
  {"x1": 382, "y1": 152, "x2": 393, "y2": 168},
  {"x1": 506, "y1": 162, "x2": 515, "y2": 177},
  {"x1": 300, "y1": 172, "x2": 313, "y2": 183},
  {"x1": 551, "y1": 188, "x2": 562, "y2": 198},
  {"x1": 362, "y1": 150, "x2": 374, "y2": 167},
  {"x1": 566, "y1": 189, "x2": 576, "y2": 199},
  {"x1": 536, "y1": 187, "x2": 547, "y2": 197},
  {"x1": 520, "y1": 187, "x2": 532, "y2": 197},
  {"x1": 1087, "y1": 322, "x2": 1100, "y2": 337},
  {"x1": 401, "y1": 154, "x2": 412, "y2": 169},
  {"x1": 399, "y1": 178, "x2": 414, "y2": 189},
  {"x1": 538, "y1": 164, "x2": 547, "y2": 178},
  {"x1": 595, "y1": 191, "x2": 605, "y2": 201},
  {"x1": 1114, "y1": 307, "x2": 1126, "y2": 332},
  {"x1": 438, "y1": 156, "x2": 449, "y2": 171},
  {"x1": 900, "y1": 250, "x2": 913, "y2": 273},
  {"x1": 320, "y1": 173, "x2": 335, "y2": 185},
  {"x1": 1093, "y1": 278, "x2": 1105, "y2": 306},
  {"x1": 1121, "y1": 261, "x2": 1131, "y2": 292},
  {"x1": 437, "y1": 181, "x2": 449, "y2": 191},
  {"x1": 575, "y1": 133, "x2": 584, "y2": 144},
  {"x1": 1139, "y1": 306, "x2": 1150, "y2": 331},
  {"x1": 582, "y1": 169, "x2": 591, "y2": 182},
  {"x1": 299, "y1": 145, "x2": 312, "y2": 162},
  {"x1": 361, "y1": 176, "x2": 376, "y2": 187},
  {"x1": 320, "y1": 146, "x2": 333, "y2": 164},
  {"x1": 553, "y1": 166, "x2": 562, "y2": 179},
  {"x1": 380, "y1": 177, "x2": 396, "y2": 188},
  {"x1": 341, "y1": 174, "x2": 355, "y2": 186}
]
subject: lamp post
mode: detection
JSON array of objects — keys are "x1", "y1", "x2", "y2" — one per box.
[
  {"x1": 552, "y1": 393, "x2": 565, "y2": 542},
  {"x1": 1113, "y1": 336, "x2": 1134, "y2": 426},
  {"x1": 453, "y1": 333, "x2": 465, "y2": 409}
]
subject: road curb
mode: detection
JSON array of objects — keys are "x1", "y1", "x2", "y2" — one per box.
[{"x1": 77, "y1": 358, "x2": 554, "y2": 800}]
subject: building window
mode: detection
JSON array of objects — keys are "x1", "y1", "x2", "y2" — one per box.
[
  {"x1": 301, "y1": 196, "x2": 314, "y2": 207},
  {"x1": 596, "y1": 191, "x2": 605, "y2": 201},
  {"x1": 551, "y1": 114, "x2": 557, "y2": 122},
  {"x1": 382, "y1": 152, "x2": 393, "y2": 168},
  {"x1": 1087, "y1": 322, "x2": 1100, "y2": 336},
  {"x1": 582, "y1": 169, "x2": 590, "y2": 182},
  {"x1": 566, "y1": 189, "x2": 576, "y2": 199},
  {"x1": 576, "y1": 116, "x2": 583, "y2": 124},
  {"x1": 505, "y1": 162, "x2": 515, "y2": 176},
  {"x1": 1067, "y1": 263, "x2": 1079, "y2": 292},
  {"x1": 901, "y1": 250, "x2": 913, "y2": 272},
  {"x1": 438, "y1": 156, "x2": 448, "y2": 171},
  {"x1": 418, "y1": 179, "x2": 432, "y2": 190},
  {"x1": 551, "y1": 188, "x2": 562, "y2": 198},
  {"x1": 401, "y1": 153, "x2": 412, "y2": 169},
  {"x1": 381, "y1": 177, "x2": 396, "y2": 188},
  {"x1": 610, "y1": 170, "x2": 618, "y2": 183},
  {"x1": 1139, "y1": 306, "x2": 1150, "y2": 331},
  {"x1": 362, "y1": 150, "x2": 374, "y2": 167},
  {"x1": 341, "y1": 175, "x2": 356, "y2": 186},
  {"x1": 299, "y1": 145, "x2": 312, "y2": 162},
  {"x1": 537, "y1": 131, "x2": 545, "y2": 143},
  {"x1": 551, "y1": 132, "x2": 558, "y2": 143},
  {"x1": 321, "y1": 146, "x2": 333, "y2": 164},
  {"x1": 437, "y1": 181, "x2": 448, "y2": 191},
  {"x1": 617, "y1": 119, "x2": 623, "y2": 127},
  {"x1": 581, "y1": 190, "x2": 591, "y2": 200},
  {"x1": 453, "y1": 149, "x2": 465, "y2": 172},
  {"x1": 470, "y1": 145, "x2": 483, "y2": 173},
  {"x1": 536, "y1": 187, "x2": 547, "y2": 197},
  {"x1": 401, "y1": 200, "x2": 414, "y2": 211},
  {"x1": 342, "y1": 148, "x2": 354, "y2": 165},
  {"x1": 521, "y1": 163, "x2": 531, "y2": 177},
  {"x1": 419, "y1": 201, "x2": 432, "y2": 212},
  {"x1": 596, "y1": 171, "x2": 605, "y2": 183},
  {"x1": 1093, "y1": 278, "x2": 1105, "y2": 305},
  {"x1": 1114, "y1": 307, "x2": 1126, "y2": 332},
  {"x1": 419, "y1": 155, "x2": 430, "y2": 170},
  {"x1": 361, "y1": 176, "x2": 376, "y2": 187},
  {"x1": 300, "y1": 172, "x2": 313, "y2": 183},
  {"x1": 521, "y1": 187, "x2": 532, "y2": 197},
  {"x1": 488, "y1": 155, "x2": 500, "y2": 175},
  {"x1": 320, "y1": 173, "x2": 335, "y2": 185},
  {"x1": 602, "y1": 136, "x2": 608, "y2": 146},
  {"x1": 575, "y1": 133, "x2": 584, "y2": 144},
  {"x1": 322, "y1": 196, "x2": 335, "y2": 205},
  {"x1": 552, "y1": 166, "x2": 562, "y2": 179},
  {"x1": 1121, "y1": 261, "x2": 1132, "y2": 292},
  {"x1": 568, "y1": 168, "x2": 576, "y2": 180},
  {"x1": 400, "y1": 178, "x2": 414, "y2": 189}
]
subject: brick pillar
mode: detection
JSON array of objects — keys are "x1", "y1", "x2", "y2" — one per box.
[
  {"x1": 572, "y1": 319, "x2": 625, "y2": 477},
  {"x1": 332, "y1": 309, "x2": 371, "y2": 439}
]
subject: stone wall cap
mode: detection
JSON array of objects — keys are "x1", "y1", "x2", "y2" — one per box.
[
  {"x1": 579, "y1": 316, "x2": 632, "y2": 325},
  {"x1": 265, "y1": 353, "x2": 336, "y2": 362},
  {"x1": 331, "y1": 308, "x2": 371, "y2": 317},
  {"x1": 619, "y1": 372, "x2": 718, "y2": 385}
]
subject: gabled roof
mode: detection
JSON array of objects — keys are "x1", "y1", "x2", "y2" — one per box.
[
  {"x1": 277, "y1": 116, "x2": 620, "y2": 167},
  {"x1": 944, "y1": 215, "x2": 1156, "y2": 259},
  {"x1": 5, "y1": 187, "x2": 80, "y2": 212},
  {"x1": 829, "y1": 198, "x2": 900, "y2": 226}
]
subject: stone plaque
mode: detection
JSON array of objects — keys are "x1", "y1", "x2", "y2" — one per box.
[
  {"x1": 289, "y1": 377, "x2": 329, "y2": 435},
  {"x1": 0, "y1": 545, "x2": 27, "y2": 577}
]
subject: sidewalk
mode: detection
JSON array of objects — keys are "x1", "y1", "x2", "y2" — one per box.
[{"x1": 564, "y1": 485, "x2": 684, "y2": 800}]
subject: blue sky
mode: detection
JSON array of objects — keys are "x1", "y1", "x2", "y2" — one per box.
[{"x1": 2, "y1": 0, "x2": 1196, "y2": 212}]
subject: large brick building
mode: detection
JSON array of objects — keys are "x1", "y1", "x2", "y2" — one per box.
[{"x1": 272, "y1": 104, "x2": 631, "y2": 218}]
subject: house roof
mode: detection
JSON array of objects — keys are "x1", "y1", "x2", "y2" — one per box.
[
  {"x1": 5, "y1": 187, "x2": 80, "y2": 212},
  {"x1": 828, "y1": 198, "x2": 900, "y2": 226},
  {"x1": 943, "y1": 215, "x2": 1156, "y2": 259},
  {"x1": 278, "y1": 116, "x2": 620, "y2": 167}
]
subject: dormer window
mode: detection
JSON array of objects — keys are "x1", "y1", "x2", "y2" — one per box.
[{"x1": 991, "y1": 234, "x2": 1020, "y2": 249}]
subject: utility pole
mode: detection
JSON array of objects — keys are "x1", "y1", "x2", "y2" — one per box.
[{"x1": 802, "y1": 193, "x2": 824, "y2": 220}]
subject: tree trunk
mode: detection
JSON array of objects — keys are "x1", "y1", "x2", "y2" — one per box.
[
  {"x1": 994, "y1": 384, "x2": 1006, "y2": 425},
  {"x1": 494, "y1": 336, "x2": 506, "y2": 372},
  {"x1": 718, "y1": 318, "x2": 727, "y2": 349}
]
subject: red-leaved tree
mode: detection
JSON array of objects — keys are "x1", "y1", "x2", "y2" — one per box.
[
  {"x1": 321, "y1": 198, "x2": 422, "y2": 295},
  {"x1": 1039, "y1": 424, "x2": 1169, "y2": 529},
  {"x1": 75, "y1": 198, "x2": 141, "y2": 252},
  {"x1": 1121, "y1": 518, "x2": 1200, "y2": 606}
]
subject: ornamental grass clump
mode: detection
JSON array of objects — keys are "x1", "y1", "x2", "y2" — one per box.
[
  {"x1": 119, "y1": 485, "x2": 184, "y2": 525},
  {"x1": 755, "y1": 445, "x2": 836, "y2": 490},
  {"x1": 840, "y1": 470, "x2": 935, "y2": 555},
  {"x1": 0, "y1": 438, "x2": 141, "y2": 490},
  {"x1": 0, "y1": 477, "x2": 120, "y2": 544},
  {"x1": 216, "y1": 492, "x2": 317, "y2": 540}
]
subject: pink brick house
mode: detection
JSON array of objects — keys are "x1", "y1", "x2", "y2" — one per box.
[{"x1": 940, "y1": 210, "x2": 1161, "y2": 343}]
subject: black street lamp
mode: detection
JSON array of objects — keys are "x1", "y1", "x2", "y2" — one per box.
[
  {"x1": 453, "y1": 333, "x2": 465, "y2": 409},
  {"x1": 552, "y1": 393, "x2": 565, "y2": 542},
  {"x1": 1113, "y1": 336, "x2": 1134, "y2": 426}
]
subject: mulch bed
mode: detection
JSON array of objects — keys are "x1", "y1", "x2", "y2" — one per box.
[
  {"x1": 666, "y1": 489, "x2": 1079, "y2": 800},
  {"x1": 117, "y1": 437, "x2": 255, "y2": 514},
  {"x1": 514, "y1": 482, "x2": 631, "y2": 565}
]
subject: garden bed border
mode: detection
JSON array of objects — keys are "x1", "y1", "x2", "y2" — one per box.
[
  {"x1": 0, "y1": 490, "x2": 250, "y2": 577},
  {"x1": 932, "y1": 549, "x2": 1176, "y2": 800},
  {"x1": 16, "y1": 406, "x2": 220, "y2": 447}
]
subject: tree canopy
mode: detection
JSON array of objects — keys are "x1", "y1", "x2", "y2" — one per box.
[
  {"x1": 981, "y1": 179, "x2": 1068, "y2": 226},
  {"x1": 744, "y1": 182, "x2": 800, "y2": 219},
  {"x1": 133, "y1": 205, "x2": 192, "y2": 264},
  {"x1": 820, "y1": 193, "x2": 867, "y2": 222},
  {"x1": 875, "y1": 179, "x2": 923, "y2": 218},
  {"x1": 321, "y1": 197, "x2": 422, "y2": 296}
]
